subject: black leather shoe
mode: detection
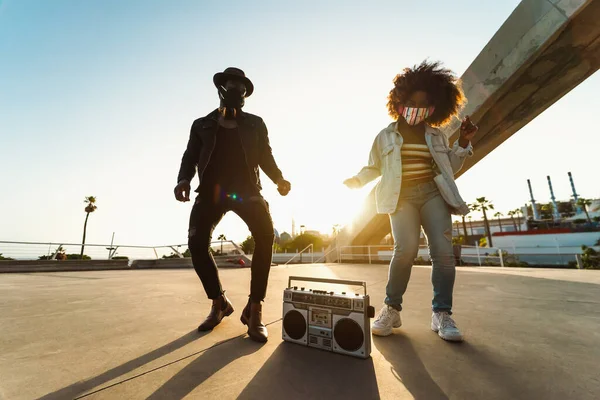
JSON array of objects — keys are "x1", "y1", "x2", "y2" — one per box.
[
  {"x1": 198, "y1": 293, "x2": 234, "y2": 331},
  {"x1": 240, "y1": 298, "x2": 268, "y2": 342}
]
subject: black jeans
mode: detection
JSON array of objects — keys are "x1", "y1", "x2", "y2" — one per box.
[{"x1": 188, "y1": 194, "x2": 275, "y2": 303}]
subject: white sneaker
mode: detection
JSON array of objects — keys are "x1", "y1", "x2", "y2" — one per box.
[
  {"x1": 372, "y1": 305, "x2": 402, "y2": 336},
  {"x1": 431, "y1": 312, "x2": 463, "y2": 342}
]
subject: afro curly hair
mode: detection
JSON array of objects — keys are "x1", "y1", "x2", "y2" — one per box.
[{"x1": 386, "y1": 60, "x2": 466, "y2": 127}]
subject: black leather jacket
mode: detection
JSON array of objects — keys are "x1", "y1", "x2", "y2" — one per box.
[{"x1": 177, "y1": 109, "x2": 284, "y2": 193}]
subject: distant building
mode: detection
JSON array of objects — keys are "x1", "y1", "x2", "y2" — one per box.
[{"x1": 280, "y1": 232, "x2": 292, "y2": 243}]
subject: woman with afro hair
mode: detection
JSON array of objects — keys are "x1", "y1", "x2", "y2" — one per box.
[{"x1": 344, "y1": 61, "x2": 478, "y2": 341}]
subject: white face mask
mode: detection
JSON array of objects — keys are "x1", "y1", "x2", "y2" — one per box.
[{"x1": 398, "y1": 106, "x2": 435, "y2": 125}]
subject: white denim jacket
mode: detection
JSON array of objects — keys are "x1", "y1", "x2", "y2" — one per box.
[{"x1": 354, "y1": 122, "x2": 473, "y2": 215}]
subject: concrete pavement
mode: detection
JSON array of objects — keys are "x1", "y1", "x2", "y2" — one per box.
[{"x1": 1, "y1": 264, "x2": 599, "y2": 399}]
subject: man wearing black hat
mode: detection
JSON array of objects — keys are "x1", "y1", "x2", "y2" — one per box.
[{"x1": 174, "y1": 67, "x2": 291, "y2": 342}]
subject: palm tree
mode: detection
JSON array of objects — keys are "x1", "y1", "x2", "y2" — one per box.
[
  {"x1": 80, "y1": 196, "x2": 97, "y2": 259},
  {"x1": 461, "y1": 214, "x2": 469, "y2": 242},
  {"x1": 454, "y1": 220, "x2": 461, "y2": 237},
  {"x1": 514, "y1": 208, "x2": 523, "y2": 231},
  {"x1": 332, "y1": 224, "x2": 341, "y2": 236},
  {"x1": 471, "y1": 197, "x2": 494, "y2": 247},
  {"x1": 217, "y1": 234, "x2": 227, "y2": 254},
  {"x1": 507, "y1": 210, "x2": 518, "y2": 232},
  {"x1": 577, "y1": 198, "x2": 593, "y2": 225},
  {"x1": 494, "y1": 211, "x2": 503, "y2": 232},
  {"x1": 467, "y1": 215, "x2": 474, "y2": 236},
  {"x1": 463, "y1": 203, "x2": 476, "y2": 243}
]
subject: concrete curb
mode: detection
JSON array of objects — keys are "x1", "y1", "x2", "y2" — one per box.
[
  {"x1": 0, "y1": 260, "x2": 129, "y2": 273},
  {"x1": 0, "y1": 255, "x2": 253, "y2": 273}
]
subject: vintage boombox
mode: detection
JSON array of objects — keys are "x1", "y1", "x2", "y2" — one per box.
[{"x1": 282, "y1": 276, "x2": 375, "y2": 359}]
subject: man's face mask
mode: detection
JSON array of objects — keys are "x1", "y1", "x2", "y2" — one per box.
[
  {"x1": 398, "y1": 105, "x2": 435, "y2": 126},
  {"x1": 218, "y1": 84, "x2": 246, "y2": 119}
]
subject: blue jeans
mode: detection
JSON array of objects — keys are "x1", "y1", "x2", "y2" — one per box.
[{"x1": 384, "y1": 181, "x2": 456, "y2": 314}]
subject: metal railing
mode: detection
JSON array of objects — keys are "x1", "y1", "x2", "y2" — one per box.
[
  {"x1": 333, "y1": 243, "x2": 592, "y2": 267},
  {"x1": 1, "y1": 240, "x2": 590, "y2": 268},
  {"x1": 313, "y1": 245, "x2": 341, "y2": 264},
  {"x1": 460, "y1": 244, "x2": 504, "y2": 267},
  {"x1": 284, "y1": 244, "x2": 314, "y2": 265},
  {"x1": 336, "y1": 244, "x2": 506, "y2": 267},
  {"x1": 0, "y1": 240, "x2": 244, "y2": 261}
]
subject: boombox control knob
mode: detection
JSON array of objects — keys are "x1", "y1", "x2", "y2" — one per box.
[
  {"x1": 301, "y1": 287, "x2": 305, "y2": 291},
  {"x1": 368, "y1": 306, "x2": 375, "y2": 318},
  {"x1": 293, "y1": 286, "x2": 298, "y2": 290},
  {"x1": 329, "y1": 291, "x2": 334, "y2": 295},
  {"x1": 342, "y1": 292, "x2": 346, "y2": 295},
  {"x1": 355, "y1": 293, "x2": 359, "y2": 296}
]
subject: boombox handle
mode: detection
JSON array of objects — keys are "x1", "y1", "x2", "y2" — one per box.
[{"x1": 288, "y1": 276, "x2": 368, "y2": 295}]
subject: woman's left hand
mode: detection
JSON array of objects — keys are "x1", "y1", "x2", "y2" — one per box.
[{"x1": 459, "y1": 115, "x2": 478, "y2": 142}]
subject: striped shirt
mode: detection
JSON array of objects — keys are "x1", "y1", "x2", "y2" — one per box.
[{"x1": 401, "y1": 143, "x2": 434, "y2": 186}]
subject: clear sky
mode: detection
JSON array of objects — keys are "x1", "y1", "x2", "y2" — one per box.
[{"x1": 1, "y1": 0, "x2": 598, "y2": 249}]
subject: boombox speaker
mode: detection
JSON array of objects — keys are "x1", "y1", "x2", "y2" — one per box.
[{"x1": 282, "y1": 276, "x2": 375, "y2": 359}]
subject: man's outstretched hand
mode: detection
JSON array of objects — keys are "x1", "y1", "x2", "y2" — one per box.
[
  {"x1": 174, "y1": 180, "x2": 191, "y2": 202},
  {"x1": 277, "y1": 179, "x2": 291, "y2": 196}
]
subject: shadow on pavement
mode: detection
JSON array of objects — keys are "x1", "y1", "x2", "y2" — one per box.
[
  {"x1": 147, "y1": 336, "x2": 262, "y2": 399},
  {"x1": 373, "y1": 334, "x2": 448, "y2": 400},
  {"x1": 374, "y1": 334, "x2": 537, "y2": 400},
  {"x1": 237, "y1": 342, "x2": 380, "y2": 400},
  {"x1": 40, "y1": 330, "x2": 205, "y2": 400}
]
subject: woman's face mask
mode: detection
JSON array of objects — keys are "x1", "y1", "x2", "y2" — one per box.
[{"x1": 398, "y1": 105, "x2": 435, "y2": 125}]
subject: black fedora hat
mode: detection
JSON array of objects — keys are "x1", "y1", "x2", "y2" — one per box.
[{"x1": 213, "y1": 67, "x2": 254, "y2": 97}]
